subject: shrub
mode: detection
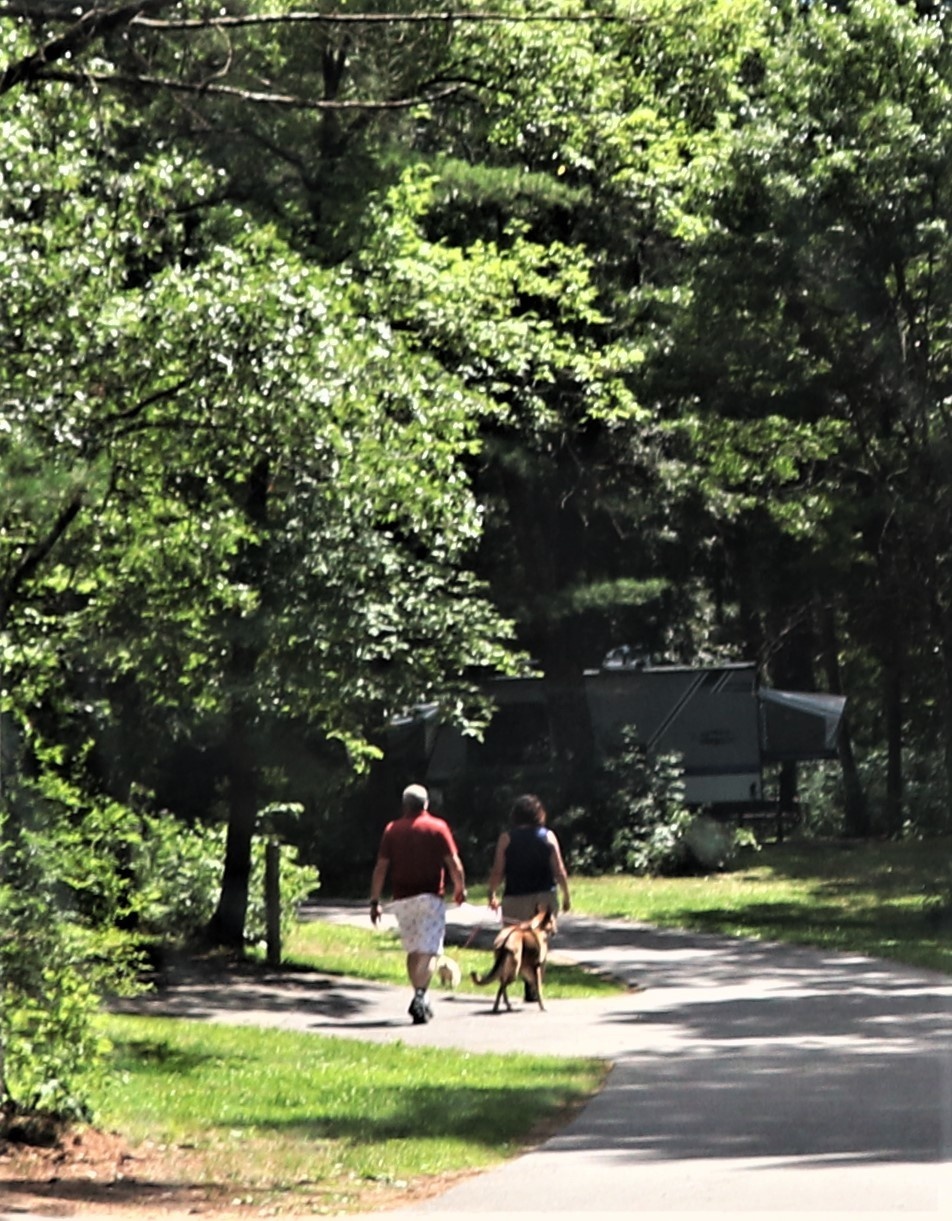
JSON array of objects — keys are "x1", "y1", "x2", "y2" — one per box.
[
  {"x1": 0, "y1": 788, "x2": 317, "y2": 1125},
  {"x1": 791, "y1": 759, "x2": 848, "y2": 838},
  {"x1": 134, "y1": 808, "x2": 319, "y2": 947},
  {"x1": 132, "y1": 813, "x2": 223, "y2": 939},
  {"x1": 563, "y1": 728, "x2": 699, "y2": 875},
  {"x1": 0, "y1": 810, "x2": 138, "y2": 1122},
  {"x1": 786, "y1": 754, "x2": 948, "y2": 842},
  {"x1": 561, "y1": 728, "x2": 758, "y2": 876},
  {"x1": 245, "y1": 820, "x2": 320, "y2": 947}
]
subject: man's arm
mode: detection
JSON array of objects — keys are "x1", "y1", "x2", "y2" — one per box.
[
  {"x1": 369, "y1": 856, "x2": 389, "y2": 925},
  {"x1": 444, "y1": 851, "x2": 467, "y2": 905}
]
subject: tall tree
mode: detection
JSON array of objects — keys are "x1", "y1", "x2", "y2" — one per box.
[
  {"x1": 383, "y1": 2, "x2": 790, "y2": 809},
  {"x1": 652, "y1": 0, "x2": 952, "y2": 832},
  {"x1": 1, "y1": 60, "x2": 518, "y2": 946}
]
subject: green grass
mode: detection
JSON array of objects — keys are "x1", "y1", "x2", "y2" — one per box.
[
  {"x1": 92, "y1": 1013, "x2": 606, "y2": 1214},
  {"x1": 292, "y1": 837, "x2": 952, "y2": 984},
  {"x1": 569, "y1": 836, "x2": 952, "y2": 974},
  {"x1": 280, "y1": 917, "x2": 624, "y2": 997}
]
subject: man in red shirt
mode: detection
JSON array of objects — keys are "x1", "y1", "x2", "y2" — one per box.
[{"x1": 369, "y1": 783, "x2": 467, "y2": 1024}]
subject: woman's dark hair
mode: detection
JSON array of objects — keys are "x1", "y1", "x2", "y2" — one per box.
[{"x1": 510, "y1": 793, "x2": 547, "y2": 827}]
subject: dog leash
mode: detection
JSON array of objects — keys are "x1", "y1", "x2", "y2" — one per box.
[
  {"x1": 460, "y1": 921, "x2": 490, "y2": 950},
  {"x1": 455, "y1": 902, "x2": 501, "y2": 950}
]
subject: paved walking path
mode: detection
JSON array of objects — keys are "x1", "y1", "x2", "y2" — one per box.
[
  {"x1": 5, "y1": 902, "x2": 951, "y2": 1219},
  {"x1": 316, "y1": 903, "x2": 952, "y2": 1217}
]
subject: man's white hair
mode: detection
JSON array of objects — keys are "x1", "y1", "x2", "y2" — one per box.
[{"x1": 402, "y1": 783, "x2": 429, "y2": 809}]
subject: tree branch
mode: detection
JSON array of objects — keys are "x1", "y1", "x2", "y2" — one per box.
[
  {"x1": 34, "y1": 68, "x2": 467, "y2": 110},
  {"x1": 0, "y1": 1, "x2": 175, "y2": 96},
  {"x1": 0, "y1": 3, "x2": 645, "y2": 102},
  {"x1": 0, "y1": 494, "x2": 84, "y2": 629},
  {"x1": 130, "y1": 9, "x2": 633, "y2": 31},
  {"x1": 102, "y1": 375, "x2": 195, "y2": 428}
]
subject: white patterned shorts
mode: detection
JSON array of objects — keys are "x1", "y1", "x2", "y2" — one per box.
[{"x1": 389, "y1": 893, "x2": 446, "y2": 956}]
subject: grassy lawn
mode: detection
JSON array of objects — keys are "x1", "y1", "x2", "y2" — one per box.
[
  {"x1": 67, "y1": 899, "x2": 616, "y2": 1213},
  {"x1": 569, "y1": 835, "x2": 952, "y2": 975},
  {"x1": 281, "y1": 918, "x2": 624, "y2": 998},
  {"x1": 302, "y1": 836, "x2": 952, "y2": 980},
  {"x1": 91, "y1": 1013, "x2": 606, "y2": 1215}
]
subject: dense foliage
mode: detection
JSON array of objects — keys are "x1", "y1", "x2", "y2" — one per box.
[{"x1": 4, "y1": 0, "x2": 952, "y2": 1119}]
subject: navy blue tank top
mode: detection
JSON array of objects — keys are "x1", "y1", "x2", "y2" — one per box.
[{"x1": 505, "y1": 825, "x2": 554, "y2": 895}]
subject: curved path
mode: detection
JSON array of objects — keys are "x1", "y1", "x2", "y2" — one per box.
[{"x1": 83, "y1": 904, "x2": 952, "y2": 1217}]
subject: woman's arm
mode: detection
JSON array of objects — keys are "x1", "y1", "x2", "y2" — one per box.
[
  {"x1": 547, "y1": 831, "x2": 571, "y2": 912},
  {"x1": 486, "y1": 832, "x2": 509, "y2": 910}
]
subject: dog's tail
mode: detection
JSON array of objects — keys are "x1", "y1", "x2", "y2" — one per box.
[
  {"x1": 470, "y1": 930, "x2": 522, "y2": 987},
  {"x1": 470, "y1": 949, "x2": 506, "y2": 987}
]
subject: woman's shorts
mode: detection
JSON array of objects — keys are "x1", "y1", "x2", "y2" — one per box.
[
  {"x1": 501, "y1": 889, "x2": 559, "y2": 925},
  {"x1": 389, "y1": 893, "x2": 446, "y2": 956}
]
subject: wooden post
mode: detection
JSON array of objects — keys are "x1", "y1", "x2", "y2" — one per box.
[{"x1": 265, "y1": 838, "x2": 281, "y2": 966}]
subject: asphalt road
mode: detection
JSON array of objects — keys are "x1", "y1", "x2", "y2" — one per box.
[{"x1": 340, "y1": 904, "x2": 952, "y2": 1217}]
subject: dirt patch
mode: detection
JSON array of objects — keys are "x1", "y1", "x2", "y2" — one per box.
[
  {"x1": 0, "y1": 1125, "x2": 478, "y2": 1219},
  {"x1": 1, "y1": 1126, "x2": 241, "y2": 1218}
]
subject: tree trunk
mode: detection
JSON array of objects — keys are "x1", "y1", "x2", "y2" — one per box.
[
  {"x1": 490, "y1": 446, "x2": 598, "y2": 810},
  {"x1": 933, "y1": 598, "x2": 952, "y2": 834},
  {"x1": 872, "y1": 540, "x2": 905, "y2": 839},
  {"x1": 777, "y1": 760, "x2": 798, "y2": 815},
  {"x1": 205, "y1": 457, "x2": 270, "y2": 949},
  {"x1": 882, "y1": 625, "x2": 904, "y2": 838},
  {"x1": 206, "y1": 711, "x2": 259, "y2": 949},
  {"x1": 542, "y1": 645, "x2": 599, "y2": 810},
  {"x1": 816, "y1": 598, "x2": 869, "y2": 836}
]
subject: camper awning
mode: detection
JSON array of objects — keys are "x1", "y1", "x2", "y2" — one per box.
[{"x1": 758, "y1": 689, "x2": 846, "y2": 761}]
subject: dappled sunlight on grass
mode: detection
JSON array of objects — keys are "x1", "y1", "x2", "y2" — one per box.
[
  {"x1": 91, "y1": 1013, "x2": 606, "y2": 1205},
  {"x1": 570, "y1": 837, "x2": 952, "y2": 974}
]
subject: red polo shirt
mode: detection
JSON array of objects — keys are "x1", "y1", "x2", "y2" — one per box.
[{"x1": 378, "y1": 811, "x2": 458, "y2": 899}]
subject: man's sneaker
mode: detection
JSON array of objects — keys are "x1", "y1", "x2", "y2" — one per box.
[{"x1": 409, "y1": 992, "x2": 430, "y2": 1024}]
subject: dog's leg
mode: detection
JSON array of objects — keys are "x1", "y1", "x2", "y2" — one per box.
[
  {"x1": 493, "y1": 982, "x2": 512, "y2": 1013},
  {"x1": 474, "y1": 947, "x2": 516, "y2": 1013},
  {"x1": 532, "y1": 964, "x2": 545, "y2": 1011}
]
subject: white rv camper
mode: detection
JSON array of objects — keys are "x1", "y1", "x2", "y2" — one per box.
[{"x1": 392, "y1": 657, "x2": 845, "y2": 812}]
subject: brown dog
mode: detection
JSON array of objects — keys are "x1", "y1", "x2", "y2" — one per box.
[{"x1": 470, "y1": 905, "x2": 556, "y2": 1013}]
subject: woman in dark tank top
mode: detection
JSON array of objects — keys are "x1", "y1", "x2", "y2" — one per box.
[
  {"x1": 505, "y1": 822, "x2": 555, "y2": 896},
  {"x1": 487, "y1": 793, "x2": 571, "y2": 926}
]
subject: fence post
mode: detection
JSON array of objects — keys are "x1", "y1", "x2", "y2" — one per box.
[{"x1": 265, "y1": 838, "x2": 281, "y2": 966}]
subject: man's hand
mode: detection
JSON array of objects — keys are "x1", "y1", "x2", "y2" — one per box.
[
  {"x1": 446, "y1": 852, "x2": 467, "y2": 906},
  {"x1": 370, "y1": 898, "x2": 382, "y2": 926}
]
